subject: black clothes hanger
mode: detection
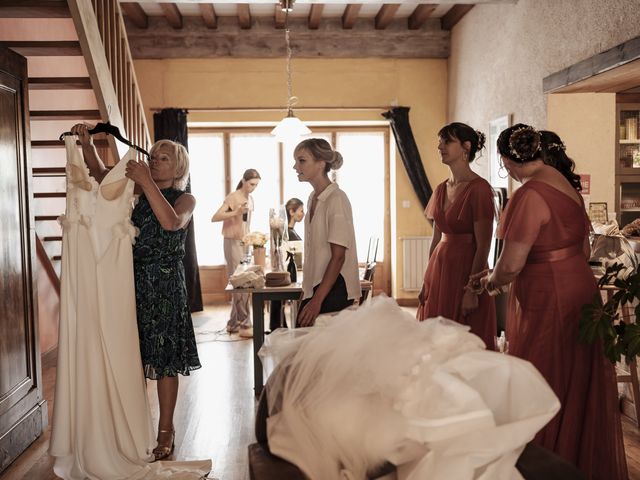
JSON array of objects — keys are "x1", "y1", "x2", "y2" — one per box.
[{"x1": 59, "y1": 121, "x2": 150, "y2": 159}]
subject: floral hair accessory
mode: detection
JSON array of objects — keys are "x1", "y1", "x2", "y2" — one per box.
[
  {"x1": 508, "y1": 125, "x2": 541, "y2": 162},
  {"x1": 546, "y1": 141, "x2": 566, "y2": 151}
]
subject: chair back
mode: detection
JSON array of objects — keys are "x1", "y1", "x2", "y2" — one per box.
[
  {"x1": 366, "y1": 237, "x2": 380, "y2": 264},
  {"x1": 360, "y1": 261, "x2": 376, "y2": 303}
]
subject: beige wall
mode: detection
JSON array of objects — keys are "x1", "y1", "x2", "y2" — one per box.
[
  {"x1": 134, "y1": 58, "x2": 449, "y2": 298},
  {"x1": 448, "y1": 0, "x2": 640, "y2": 178},
  {"x1": 547, "y1": 93, "x2": 617, "y2": 210}
]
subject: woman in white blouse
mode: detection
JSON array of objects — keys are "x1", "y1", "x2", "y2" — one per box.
[{"x1": 293, "y1": 138, "x2": 360, "y2": 326}]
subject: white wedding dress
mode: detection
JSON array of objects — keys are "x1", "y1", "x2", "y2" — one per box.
[
  {"x1": 49, "y1": 138, "x2": 210, "y2": 479},
  {"x1": 260, "y1": 296, "x2": 560, "y2": 480}
]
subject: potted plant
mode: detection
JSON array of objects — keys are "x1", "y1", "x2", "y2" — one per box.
[
  {"x1": 579, "y1": 263, "x2": 640, "y2": 363},
  {"x1": 242, "y1": 231, "x2": 268, "y2": 267}
]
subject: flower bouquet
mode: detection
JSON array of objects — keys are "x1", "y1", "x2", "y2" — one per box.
[
  {"x1": 242, "y1": 231, "x2": 268, "y2": 248},
  {"x1": 242, "y1": 231, "x2": 268, "y2": 267}
]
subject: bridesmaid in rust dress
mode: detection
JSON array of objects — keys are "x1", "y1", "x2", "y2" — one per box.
[
  {"x1": 477, "y1": 125, "x2": 627, "y2": 479},
  {"x1": 417, "y1": 122, "x2": 496, "y2": 349}
]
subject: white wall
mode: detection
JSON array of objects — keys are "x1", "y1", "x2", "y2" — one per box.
[{"x1": 448, "y1": 0, "x2": 640, "y2": 177}]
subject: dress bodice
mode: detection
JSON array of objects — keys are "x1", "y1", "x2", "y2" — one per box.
[{"x1": 132, "y1": 188, "x2": 187, "y2": 265}]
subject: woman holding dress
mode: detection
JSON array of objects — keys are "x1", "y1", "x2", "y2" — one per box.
[
  {"x1": 474, "y1": 124, "x2": 627, "y2": 479},
  {"x1": 416, "y1": 122, "x2": 496, "y2": 349},
  {"x1": 72, "y1": 124, "x2": 201, "y2": 461}
]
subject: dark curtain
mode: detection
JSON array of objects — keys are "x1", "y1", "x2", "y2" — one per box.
[
  {"x1": 382, "y1": 107, "x2": 432, "y2": 209},
  {"x1": 154, "y1": 108, "x2": 203, "y2": 313}
]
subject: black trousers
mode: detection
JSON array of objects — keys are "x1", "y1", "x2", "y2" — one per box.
[{"x1": 297, "y1": 274, "x2": 352, "y2": 321}]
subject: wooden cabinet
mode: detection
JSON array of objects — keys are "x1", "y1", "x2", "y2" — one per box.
[{"x1": 616, "y1": 104, "x2": 640, "y2": 226}]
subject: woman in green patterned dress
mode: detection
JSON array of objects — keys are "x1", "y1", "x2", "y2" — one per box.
[{"x1": 72, "y1": 124, "x2": 201, "y2": 461}]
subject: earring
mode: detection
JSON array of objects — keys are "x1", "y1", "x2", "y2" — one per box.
[{"x1": 498, "y1": 165, "x2": 509, "y2": 179}]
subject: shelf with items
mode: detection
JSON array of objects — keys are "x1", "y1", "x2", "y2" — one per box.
[
  {"x1": 617, "y1": 104, "x2": 640, "y2": 173},
  {"x1": 617, "y1": 175, "x2": 640, "y2": 227}
]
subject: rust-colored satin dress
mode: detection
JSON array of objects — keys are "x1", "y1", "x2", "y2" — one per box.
[
  {"x1": 417, "y1": 178, "x2": 496, "y2": 349},
  {"x1": 499, "y1": 181, "x2": 627, "y2": 480}
]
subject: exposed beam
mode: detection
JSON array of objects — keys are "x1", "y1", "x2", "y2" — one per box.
[
  {"x1": 0, "y1": 1, "x2": 70, "y2": 18},
  {"x1": 441, "y1": 4, "x2": 474, "y2": 31},
  {"x1": 160, "y1": 3, "x2": 182, "y2": 29},
  {"x1": 342, "y1": 4, "x2": 361, "y2": 30},
  {"x1": 237, "y1": 4, "x2": 251, "y2": 29},
  {"x1": 375, "y1": 4, "x2": 400, "y2": 30},
  {"x1": 274, "y1": 5, "x2": 286, "y2": 29},
  {"x1": 199, "y1": 4, "x2": 217, "y2": 29},
  {"x1": 120, "y1": 3, "x2": 148, "y2": 29},
  {"x1": 126, "y1": 17, "x2": 450, "y2": 59},
  {"x1": 308, "y1": 4, "x2": 324, "y2": 30},
  {"x1": 543, "y1": 37, "x2": 640, "y2": 93},
  {"x1": 408, "y1": 4, "x2": 437, "y2": 30}
]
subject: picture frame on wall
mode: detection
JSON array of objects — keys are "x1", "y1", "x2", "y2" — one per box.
[{"x1": 488, "y1": 114, "x2": 512, "y2": 191}]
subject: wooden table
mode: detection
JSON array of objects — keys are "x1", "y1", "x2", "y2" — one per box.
[{"x1": 226, "y1": 279, "x2": 372, "y2": 397}]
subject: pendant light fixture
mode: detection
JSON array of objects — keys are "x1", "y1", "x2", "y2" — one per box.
[{"x1": 270, "y1": 0, "x2": 311, "y2": 143}]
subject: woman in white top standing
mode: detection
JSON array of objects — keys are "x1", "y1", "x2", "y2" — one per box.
[
  {"x1": 212, "y1": 169, "x2": 261, "y2": 337},
  {"x1": 293, "y1": 138, "x2": 360, "y2": 326}
]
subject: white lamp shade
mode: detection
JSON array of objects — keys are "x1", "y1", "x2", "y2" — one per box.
[{"x1": 271, "y1": 115, "x2": 312, "y2": 143}]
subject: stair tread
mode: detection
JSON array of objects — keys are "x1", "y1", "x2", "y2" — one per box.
[
  {"x1": 42, "y1": 236, "x2": 63, "y2": 241},
  {"x1": 33, "y1": 167, "x2": 66, "y2": 175},
  {"x1": 30, "y1": 110, "x2": 101, "y2": 121},
  {"x1": 34, "y1": 192, "x2": 66, "y2": 198},
  {"x1": 35, "y1": 215, "x2": 61, "y2": 221},
  {"x1": 32, "y1": 140, "x2": 109, "y2": 148},
  {"x1": 29, "y1": 77, "x2": 91, "y2": 90},
  {"x1": 1, "y1": 40, "x2": 81, "y2": 56},
  {"x1": 0, "y1": 2, "x2": 70, "y2": 18}
]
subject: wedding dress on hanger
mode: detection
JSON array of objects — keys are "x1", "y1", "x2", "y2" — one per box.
[
  {"x1": 261, "y1": 296, "x2": 560, "y2": 480},
  {"x1": 50, "y1": 137, "x2": 210, "y2": 479}
]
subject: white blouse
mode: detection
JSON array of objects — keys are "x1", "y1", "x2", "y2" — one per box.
[{"x1": 302, "y1": 183, "x2": 360, "y2": 301}]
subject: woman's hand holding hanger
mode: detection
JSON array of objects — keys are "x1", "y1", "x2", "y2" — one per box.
[{"x1": 70, "y1": 123, "x2": 96, "y2": 149}]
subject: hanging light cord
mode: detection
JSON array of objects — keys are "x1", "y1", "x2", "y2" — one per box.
[{"x1": 284, "y1": 4, "x2": 298, "y2": 115}]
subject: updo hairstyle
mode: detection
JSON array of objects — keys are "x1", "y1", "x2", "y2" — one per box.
[
  {"x1": 438, "y1": 122, "x2": 486, "y2": 163},
  {"x1": 294, "y1": 138, "x2": 344, "y2": 173}
]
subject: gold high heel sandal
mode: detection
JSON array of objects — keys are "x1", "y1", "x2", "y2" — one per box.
[{"x1": 153, "y1": 429, "x2": 175, "y2": 461}]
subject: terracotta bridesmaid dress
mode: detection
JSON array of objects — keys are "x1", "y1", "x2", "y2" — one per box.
[
  {"x1": 417, "y1": 177, "x2": 497, "y2": 349},
  {"x1": 498, "y1": 180, "x2": 627, "y2": 480}
]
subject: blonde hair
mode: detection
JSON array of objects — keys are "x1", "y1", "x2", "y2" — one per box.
[
  {"x1": 149, "y1": 139, "x2": 190, "y2": 190},
  {"x1": 294, "y1": 138, "x2": 343, "y2": 173}
]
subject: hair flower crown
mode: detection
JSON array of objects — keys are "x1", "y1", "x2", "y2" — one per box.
[{"x1": 508, "y1": 125, "x2": 541, "y2": 162}]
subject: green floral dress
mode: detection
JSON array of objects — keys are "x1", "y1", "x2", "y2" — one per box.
[{"x1": 132, "y1": 187, "x2": 201, "y2": 379}]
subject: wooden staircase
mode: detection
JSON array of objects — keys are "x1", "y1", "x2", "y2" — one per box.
[{"x1": 0, "y1": 0, "x2": 151, "y2": 277}]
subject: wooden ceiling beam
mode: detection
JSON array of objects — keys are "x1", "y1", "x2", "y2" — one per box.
[
  {"x1": 238, "y1": 4, "x2": 252, "y2": 29},
  {"x1": 375, "y1": 4, "x2": 400, "y2": 30},
  {"x1": 342, "y1": 4, "x2": 361, "y2": 30},
  {"x1": 160, "y1": 3, "x2": 182, "y2": 29},
  {"x1": 120, "y1": 3, "x2": 148, "y2": 29},
  {"x1": 199, "y1": 3, "x2": 217, "y2": 29},
  {"x1": 408, "y1": 4, "x2": 437, "y2": 30},
  {"x1": 441, "y1": 4, "x2": 474, "y2": 31},
  {"x1": 308, "y1": 4, "x2": 324, "y2": 30},
  {"x1": 274, "y1": 5, "x2": 286, "y2": 29}
]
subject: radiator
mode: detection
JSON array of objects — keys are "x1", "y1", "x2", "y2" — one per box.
[{"x1": 402, "y1": 236, "x2": 432, "y2": 291}]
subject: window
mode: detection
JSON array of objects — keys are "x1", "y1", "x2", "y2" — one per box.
[
  {"x1": 188, "y1": 133, "x2": 225, "y2": 265},
  {"x1": 189, "y1": 127, "x2": 388, "y2": 266}
]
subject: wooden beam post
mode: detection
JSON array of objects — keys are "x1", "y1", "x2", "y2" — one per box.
[
  {"x1": 441, "y1": 4, "x2": 474, "y2": 31},
  {"x1": 199, "y1": 3, "x2": 217, "y2": 29},
  {"x1": 308, "y1": 4, "x2": 324, "y2": 30},
  {"x1": 120, "y1": 2, "x2": 147, "y2": 29},
  {"x1": 274, "y1": 5, "x2": 286, "y2": 29},
  {"x1": 342, "y1": 4, "x2": 361, "y2": 30},
  {"x1": 238, "y1": 4, "x2": 251, "y2": 29},
  {"x1": 375, "y1": 4, "x2": 400, "y2": 30},
  {"x1": 408, "y1": 4, "x2": 437, "y2": 30},
  {"x1": 160, "y1": 3, "x2": 183, "y2": 29}
]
